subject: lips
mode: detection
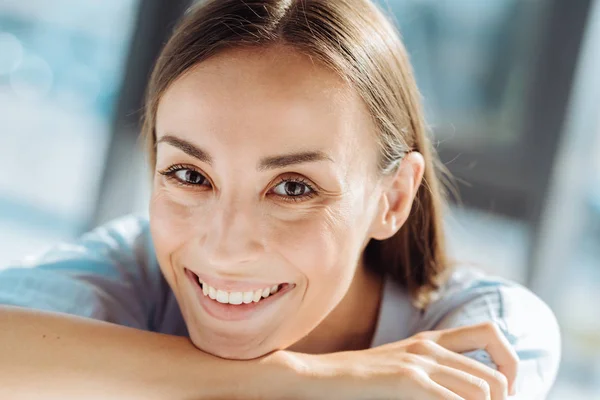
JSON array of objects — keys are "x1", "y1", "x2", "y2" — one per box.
[{"x1": 185, "y1": 268, "x2": 295, "y2": 321}]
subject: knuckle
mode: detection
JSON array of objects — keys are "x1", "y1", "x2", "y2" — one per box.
[
  {"x1": 494, "y1": 369, "x2": 509, "y2": 387},
  {"x1": 409, "y1": 338, "x2": 437, "y2": 355},
  {"x1": 482, "y1": 321, "x2": 501, "y2": 336},
  {"x1": 412, "y1": 330, "x2": 431, "y2": 340},
  {"x1": 398, "y1": 365, "x2": 426, "y2": 383},
  {"x1": 488, "y1": 369, "x2": 508, "y2": 392},
  {"x1": 469, "y1": 376, "x2": 491, "y2": 399},
  {"x1": 401, "y1": 350, "x2": 438, "y2": 374}
]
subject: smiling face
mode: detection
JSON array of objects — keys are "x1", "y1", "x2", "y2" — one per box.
[{"x1": 150, "y1": 45, "x2": 394, "y2": 359}]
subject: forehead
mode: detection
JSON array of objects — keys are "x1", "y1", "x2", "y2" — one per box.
[{"x1": 155, "y1": 45, "x2": 376, "y2": 167}]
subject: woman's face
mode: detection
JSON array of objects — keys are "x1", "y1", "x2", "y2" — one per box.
[{"x1": 150, "y1": 46, "x2": 387, "y2": 359}]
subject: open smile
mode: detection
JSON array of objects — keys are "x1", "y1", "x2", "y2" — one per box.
[{"x1": 185, "y1": 268, "x2": 296, "y2": 321}]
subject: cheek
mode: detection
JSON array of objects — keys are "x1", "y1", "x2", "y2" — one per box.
[
  {"x1": 285, "y1": 206, "x2": 368, "y2": 344},
  {"x1": 149, "y1": 187, "x2": 206, "y2": 281},
  {"x1": 272, "y1": 202, "x2": 363, "y2": 300}
]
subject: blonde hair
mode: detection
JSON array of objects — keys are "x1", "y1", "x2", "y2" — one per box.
[{"x1": 141, "y1": 0, "x2": 452, "y2": 309}]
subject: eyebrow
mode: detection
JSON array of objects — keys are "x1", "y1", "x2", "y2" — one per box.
[{"x1": 156, "y1": 134, "x2": 333, "y2": 170}]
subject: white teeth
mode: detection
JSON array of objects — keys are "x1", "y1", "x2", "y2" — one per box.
[
  {"x1": 199, "y1": 279, "x2": 284, "y2": 305},
  {"x1": 229, "y1": 292, "x2": 243, "y2": 305},
  {"x1": 216, "y1": 290, "x2": 229, "y2": 304},
  {"x1": 242, "y1": 291, "x2": 254, "y2": 304}
]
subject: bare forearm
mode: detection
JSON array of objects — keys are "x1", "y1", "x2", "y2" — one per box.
[{"x1": 0, "y1": 306, "x2": 300, "y2": 400}]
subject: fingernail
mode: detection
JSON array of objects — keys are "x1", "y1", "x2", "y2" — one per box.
[{"x1": 510, "y1": 385, "x2": 516, "y2": 396}]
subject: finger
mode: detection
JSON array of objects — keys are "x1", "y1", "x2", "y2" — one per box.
[
  {"x1": 429, "y1": 364, "x2": 492, "y2": 400},
  {"x1": 405, "y1": 369, "x2": 465, "y2": 400},
  {"x1": 417, "y1": 340, "x2": 509, "y2": 400},
  {"x1": 428, "y1": 323, "x2": 519, "y2": 394},
  {"x1": 426, "y1": 380, "x2": 466, "y2": 400}
]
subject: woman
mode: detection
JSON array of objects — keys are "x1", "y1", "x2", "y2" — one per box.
[{"x1": 0, "y1": 0, "x2": 560, "y2": 398}]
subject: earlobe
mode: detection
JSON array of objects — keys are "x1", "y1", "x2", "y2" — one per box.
[{"x1": 368, "y1": 152, "x2": 425, "y2": 241}]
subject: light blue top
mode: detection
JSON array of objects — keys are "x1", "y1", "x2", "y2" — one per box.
[{"x1": 0, "y1": 214, "x2": 561, "y2": 399}]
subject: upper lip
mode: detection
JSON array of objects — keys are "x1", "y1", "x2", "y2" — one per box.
[{"x1": 186, "y1": 268, "x2": 287, "y2": 292}]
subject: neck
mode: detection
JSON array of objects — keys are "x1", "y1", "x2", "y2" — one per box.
[{"x1": 288, "y1": 257, "x2": 384, "y2": 354}]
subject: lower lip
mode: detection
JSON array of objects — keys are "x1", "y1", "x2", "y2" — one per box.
[{"x1": 185, "y1": 269, "x2": 294, "y2": 322}]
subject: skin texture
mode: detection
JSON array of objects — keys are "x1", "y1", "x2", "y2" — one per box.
[{"x1": 150, "y1": 45, "x2": 424, "y2": 360}]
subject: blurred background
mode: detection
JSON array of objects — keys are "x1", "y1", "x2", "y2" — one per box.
[{"x1": 0, "y1": 0, "x2": 598, "y2": 397}]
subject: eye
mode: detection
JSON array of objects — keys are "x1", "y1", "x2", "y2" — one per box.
[
  {"x1": 158, "y1": 164, "x2": 211, "y2": 188},
  {"x1": 175, "y1": 169, "x2": 207, "y2": 185},
  {"x1": 271, "y1": 178, "x2": 316, "y2": 201}
]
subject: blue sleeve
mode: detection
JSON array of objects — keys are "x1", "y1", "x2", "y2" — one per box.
[
  {"x1": 0, "y1": 214, "x2": 165, "y2": 331},
  {"x1": 417, "y1": 268, "x2": 561, "y2": 400}
]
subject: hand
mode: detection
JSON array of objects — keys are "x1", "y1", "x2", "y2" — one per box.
[{"x1": 296, "y1": 321, "x2": 519, "y2": 400}]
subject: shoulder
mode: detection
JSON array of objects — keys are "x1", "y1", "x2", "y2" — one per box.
[
  {"x1": 417, "y1": 266, "x2": 558, "y2": 337},
  {"x1": 414, "y1": 266, "x2": 561, "y2": 399},
  {"x1": 17, "y1": 213, "x2": 154, "y2": 268},
  {"x1": 0, "y1": 214, "x2": 166, "y2": 329}
]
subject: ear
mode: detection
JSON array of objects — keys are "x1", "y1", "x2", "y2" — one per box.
[{"x1": 368, "y1": 152, "x2": 425, "y2": 241}]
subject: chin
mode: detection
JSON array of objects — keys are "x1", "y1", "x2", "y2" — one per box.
[{"x1": 188, "y1": 330, "x2": 274, "y2": 360}]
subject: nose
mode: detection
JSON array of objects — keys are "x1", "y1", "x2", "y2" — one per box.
[{"x1": 201, "y1": 201, "x2": 266, "y2": 266}]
